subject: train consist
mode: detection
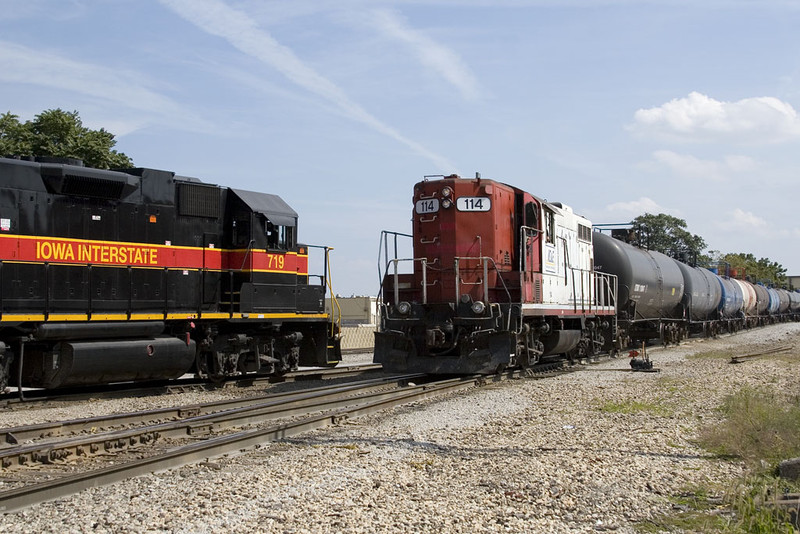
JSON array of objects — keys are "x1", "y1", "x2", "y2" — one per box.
[
  {"x1": 374, "y1": 173, "x2": 799, "y2": 374},
  {"x1": 0, "y1": 157, "x2": 341, "y2": 391}
]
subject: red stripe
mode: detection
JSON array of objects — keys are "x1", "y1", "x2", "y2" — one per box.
[{"x1": 0, "y1": 235, "x2": 308, "y2": 274}]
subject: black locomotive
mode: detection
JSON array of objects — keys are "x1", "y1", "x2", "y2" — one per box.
[{"x1": 0, "y1": 156, "x2": 341, "y2": 390}]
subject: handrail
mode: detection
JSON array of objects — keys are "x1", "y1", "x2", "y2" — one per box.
[
  {"x1": 453, "y1": 255, "x2": 513, "y2": 329},
  {"x1": 558, "y1": 266, "x2": 618, "y2": 313},
  {"x1": 383, "y1": 257, "x2": 430, "y2": 304},
  {"x1": 377, "y1": 230, "x2": 412, "y2": 298},
  {"x1": 516, "y1": 225, "x2": 617, "y2": 315},
  {"x1": 306, "y1": 244, "x2": 340, "y2": 334}
]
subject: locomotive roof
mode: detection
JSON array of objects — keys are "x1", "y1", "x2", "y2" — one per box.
[
  {"x1": 417, "y1": 173, "x2": 585, "y2": 220},
  {"x1": 231, "y1": 188, "x2": 297, "y2": 227}
]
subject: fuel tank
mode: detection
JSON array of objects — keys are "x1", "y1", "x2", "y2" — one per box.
[
  {"x1": 674, "y1": 262, "x2": 721, "y2": 322},
  {"x1": 21, "y1": 336, "x2": 196, "y2": 389},
  {"x1": 593, "y1": 232, "x2": 684, "y2": 321}
]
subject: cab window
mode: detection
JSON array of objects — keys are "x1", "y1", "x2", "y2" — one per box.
[
  {"x1": 266, "y1": 219, "x2": 294, "y2": 250},
  {"x1": 525, "y1": 202, "x2": 538, "y2": 235},
  {"x1": 232, "y1": 217, "x2": 251, "y2": 247},
  {"x1": 545, "y1": 210, "x2": 555, "y2": 244}
]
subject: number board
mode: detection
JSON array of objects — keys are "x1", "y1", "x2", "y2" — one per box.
[
  {"x1": 456, "y1": 197, "x2": 491, "y2": 212},
  {"x1": 415, "y1": 198, "x2": 440, "y2": 214}
]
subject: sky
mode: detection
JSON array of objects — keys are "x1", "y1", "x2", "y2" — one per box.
[{"x1": 1, "y1": 0, "x2": 799, "y2": 296}]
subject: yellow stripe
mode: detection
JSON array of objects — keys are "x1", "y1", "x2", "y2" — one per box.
[
  {"x1": 91, "y1": 314, "x2": 129, "y2": 321},
  {"x1": 1, "y1": 312, "x2": 331, "y2": 322},
  {"x1": 130, "y1": 313, "x2": 167, "y2": 320},
  {"x1": 166, "y1": 313, "x2": 199, "y2": 320},
  {"x1": 238, "y1": 312, "x2": 331, "y2": 320},
  {"x1": 200, "y1": 312, "x2": 232, "y2": 319},
  {"x1": 1, "y1": 314, "x2": 46, "y2": 322},
  {"x1": 47, "y1": 314, "x2": 89, "y2": 321}
]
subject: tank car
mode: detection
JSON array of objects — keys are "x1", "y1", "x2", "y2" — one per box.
[
  {"x1": 733, "y1": 279, "x2": 758, "y2": 327},
  {"x1": 592, "y1": 231, "x2": 685, "y2": 346},
  {"x1": 789, "y1": 291, "x2": 800, "y2": 317},
  {"x1": 766, "y1": 287, "x2": 782, "y2": 316},
  {"x1": 776, "y1": 288, "x2": 791, "y2": 315},
  {"x1": 673, "y1": 261, "x2": 722, "y2": 336},
  {"x1": 0, "y1": 157, "x2": 341, "y2": 390},
  {"x1": 375, "y1": 174, "x2": 616, "y2": 374},
  {"x1": 751, "y1": 283, "x2": 771, "y2": 324},
  {"x1": 717, "y1": 276, "x2": 744, "y2": 331}
]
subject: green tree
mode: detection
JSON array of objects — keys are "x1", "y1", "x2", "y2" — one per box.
[
  {"x1": 720, "y1": 252, "x2": 786, "y2": 286},
  {"x1": 0, "y1": 109, "x2": 132, "y2": 169},
  {"x1": 630, "y1": 213, "x2": 707, "y2": 262}
]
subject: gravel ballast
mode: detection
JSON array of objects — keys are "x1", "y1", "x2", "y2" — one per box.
[{"x1": 2, "y1": 323, "x2": 799, "y2": 533}]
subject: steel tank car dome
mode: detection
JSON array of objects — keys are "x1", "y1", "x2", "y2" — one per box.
[
  {"x1": 717, "y1": 277, "x2": 744, "y2": 318},
  {"x1": 674, "y1": 261, "x2": 722, "y2": 322},
  {"x1": 593, "y1": 232, "x2": 684, "y2": 321}
]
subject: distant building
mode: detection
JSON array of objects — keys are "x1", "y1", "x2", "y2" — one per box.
[
  {"x1": 326, "y1": 296, "x2": 378, "y2": 325},
  {"x1": 788, "y1": 275, "x2": 800, "y2": 291},
  {"x1": 325, "y1": 296, "x2": 378, "y2": 352}
]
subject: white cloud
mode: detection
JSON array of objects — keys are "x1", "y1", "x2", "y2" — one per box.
[
  {"x1": 729, "y1": 208, "x2": 768, "y2": 229},
  {"x1": 0, "y1": 41, "x2": 210, "y2": 135},
  {"x1": 646, "y1": 150, "x2": 756, "y2": 182},
  {"x1": 605, "y1": 196, "x2": 672, "y2": 216},
  {"x1": 159, "y1": 0, "x2": 457, "y2": 171},
  {"x1": 629, "y1": 91, "x2": 800, "y2": 143},
  {"x1": 367, "y1": 9, "x2": 481, "y2": 101}
]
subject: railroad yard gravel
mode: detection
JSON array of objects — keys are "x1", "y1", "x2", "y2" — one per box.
[{"x1": 2, "y1": 323, "x2": 800, "y2": 533}]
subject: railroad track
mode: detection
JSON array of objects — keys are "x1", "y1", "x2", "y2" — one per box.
[
  {"x1": 0, "y1": 365, "x2": 570, "y2": 513},
  {"x1": 0, "y1": 363, "x2": 383, "y2": 406},
  {"x1": 729, "y1": 343, "x2": 794, "y2": 364}
]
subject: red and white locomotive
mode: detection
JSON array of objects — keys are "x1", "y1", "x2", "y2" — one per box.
[{"x1": 375, "y1": 174, "x2": 617, "y2": 374}]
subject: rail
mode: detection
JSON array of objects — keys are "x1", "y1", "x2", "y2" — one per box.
[{"x1": 0, "y1": 374, "x2": 490, "y2": 512}]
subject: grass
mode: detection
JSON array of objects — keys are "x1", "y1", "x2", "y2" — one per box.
[
  {"x1": 641, "y1": 477, "x2": 799, "y2": 533},
  {"x1": 642, "y1": 385, "x2": 800, "y2": 533},
  {"x1": 699, "y1": 386, "x2": 800, "y2": 469}
]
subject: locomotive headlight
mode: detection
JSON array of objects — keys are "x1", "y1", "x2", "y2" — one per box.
[
  {"x1": 442, "y1": 199, "x2": 452, "y2": 209},
  {"x1": 471, "y1": 301, "x2": 486, "y2": 315},
  {"x1": 396, "y1": 301, "x2": 411, "y2": 315},
  {"x1": 441, "y1": 186, "x2": 452, "y2": 198}
]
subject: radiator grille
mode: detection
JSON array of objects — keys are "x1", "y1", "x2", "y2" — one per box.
[
  {"x1": 62, "y1": 174, "x2": 126, "y2": 199},
  {"x1": 179, "y1": 183, "x2": 221, "y2": 218}
]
